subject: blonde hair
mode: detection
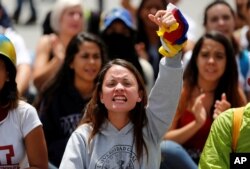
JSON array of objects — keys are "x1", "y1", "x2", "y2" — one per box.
[{"x1": 50, "y1": 0, "x2": 84, "y2": 33}]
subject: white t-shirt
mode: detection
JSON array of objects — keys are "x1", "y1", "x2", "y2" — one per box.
[
  {"x1": 3, "y1": 27, "x2": 32, "y2": 66},
  {"x1": 0, "y1": 101, "x2": 41, "y2": 169}
]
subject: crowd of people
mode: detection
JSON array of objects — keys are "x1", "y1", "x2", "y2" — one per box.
[{"x1": 1, "y1": 0, "x2": 250, "y2": 168}]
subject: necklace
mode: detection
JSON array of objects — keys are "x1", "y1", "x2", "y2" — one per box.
[{"x1": 197, "y1": 85, "x2": 215, "y2": 94}]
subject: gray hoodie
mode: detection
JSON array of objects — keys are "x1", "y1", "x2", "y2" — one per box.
[{"x1": 59, "y1": 53, "x2": 183, "y2": 169}]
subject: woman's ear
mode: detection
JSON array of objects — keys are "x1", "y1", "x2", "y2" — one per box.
[
  {"x1": 137, "y1": 91, "x2": 143, "y2": 102},
  {"x1": 137, "y1": 97, "x2": 142, "y2": 102}
]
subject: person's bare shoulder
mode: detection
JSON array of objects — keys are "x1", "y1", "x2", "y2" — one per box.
[{"x1": 36, "y1": 33, "x2": 57, "y2": 52}]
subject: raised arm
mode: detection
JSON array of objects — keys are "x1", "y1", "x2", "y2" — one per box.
[
  {"x1": 33, "y1": 34, "x2": 65, "y2": 92},
  {"x1": 145, "y1": 3, "x2": 189, "y2": 143}
]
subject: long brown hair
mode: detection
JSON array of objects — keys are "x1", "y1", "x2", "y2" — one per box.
[
  {"x1": 178, "y1": 31, "x2": 246, "y2": 118},
  {"x1": 80, "y1": 58, "x2": 148, "y2": 160}
]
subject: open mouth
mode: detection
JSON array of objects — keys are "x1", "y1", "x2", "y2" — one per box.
[{"x1": 112, "y1": 96, "x2": 127, "y2": 102}]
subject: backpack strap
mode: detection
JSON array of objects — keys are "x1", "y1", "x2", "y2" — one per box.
[{"x1": 232, "y1": 106, "x2": 244, "y2": 152}]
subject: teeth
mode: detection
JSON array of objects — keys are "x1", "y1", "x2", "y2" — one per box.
[
  {"x1": 115, "y1": 96, "x2": 125, "y2": 99},
  {"x1": 112, "y1": 96, "x2": 127, "y2": 101}
]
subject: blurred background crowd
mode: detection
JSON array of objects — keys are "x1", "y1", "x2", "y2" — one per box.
[{"x1": 1, "y1": 0, "x2": 235, "y2": 53}]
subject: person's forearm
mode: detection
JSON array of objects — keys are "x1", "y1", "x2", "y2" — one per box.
[
  {"x1": 164, "y1": 120, "x2": 203, "y2": 144},
  {"x1": 33, "y1": 56, "x2": 63, "y2": 92},
  {"x1": 16, "y1": 64, "x2": 32, "y2": 96}
]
